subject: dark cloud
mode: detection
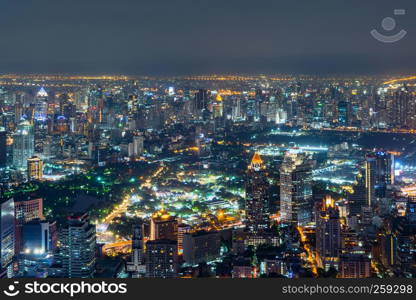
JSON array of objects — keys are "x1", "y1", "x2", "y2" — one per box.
[{"x1": 0, "y1": 0, "x2": 414, "y2": 75}]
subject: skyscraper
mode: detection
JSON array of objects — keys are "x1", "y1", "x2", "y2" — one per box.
[
  {"x1": 14, "y1": 197, "x2": 44, "y2": 254},
  {"x1": 127, "y1": 222, "x2": 146, "y2": 278},
  {"x1": 0, "y1": 198, "x2": 15, "y2": 278},
  {"x1": 339, "y1": 254, "x2": 371, "y2": 278},
  {"x1": 128, "y1": 135, "x2": 144, "y2": 158},
  {"x1": 149, "y1": 209, "x2": 178, "y2": 242},
  {"x1": 315, "y1": 196, "x2": 341, "y2": 270},
  {"x1": 34, "y1": 87, "x2": 48, "y2": 122},
  {"x1": 145, "y1": 239, "x2": 178, "y2": 278},
  {"x1": 245, "y1": 153, "x2": 270, "y2": 233},
  {"x1": 60, "y1": 213, "x2": 96, "y2": 278},
  {"x1": 280, "y1": 151, "x2": 313, "y2": 225},
  {"x1": 0, "y1": 127, "x2": 7, "y2": 168},
  {"x1": 27, "y1": 156, "x2": 43, "y2": 180},
  {"x1": 365, "y1": 155, "x2": 376, "y2": 207},
  {"x1": 374, "y1": 152, "x2": 394, "y2": 197},
  {"x1": 22, "y1": 219, "x2": 52, "y2": 256},
  {"x1": 13, "y1": 121, "x2": 34, "y2": 169}
]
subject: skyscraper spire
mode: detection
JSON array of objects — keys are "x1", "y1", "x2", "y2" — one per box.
[{"x1": 249, "y1": 152, "x2": 265, "y2": 171}]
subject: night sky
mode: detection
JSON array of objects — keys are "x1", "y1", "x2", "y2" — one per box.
[{"x1": 0, "y1": 0, "x2": 415, "y2": 75}]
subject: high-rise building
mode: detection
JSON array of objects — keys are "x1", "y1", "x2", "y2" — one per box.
[
  {"x1": 245, "y1": 153, "x2": 269, "y2": 233},
  {"x1": 194, "y1": 89, "x2": 209, "y2": 111},
  {"x1": 12, "y1": 121, "x2": 34, "y2": 169},
  {"x1": 126, "y1": 222, "x2": 146, "y2": 278},
  {"x1": 128, "y1": 135, "x2": 144, "y2": 158},
  {"x1": 364, "y1": 155, "x2": 376, "y2": 207},
  {"x1": 27, "y1": 156, "x2": 43, "y2": 180},
  {"x1": 0, "y1": 198, "x2": 15, "y2": 278},
  {"x1": 14, "y1": 197, "x2": 44, "y2": 254},
  {"x1": 374, "y1": 152, "x2": 394, "y2": 197},
  {"x1": 145, "y1": 239, "x2": 178, "y2": 278},
  {"x1": 337, "y1": 101, "x2": 349, "y2": 126},
  {"x1": 34, "y1": 87, "x2": 48, "y2": 122},
  {"x1": 280, "y1": 151, "x2": 313, "y2": 225},
  {"x1": 182, "y1": 230, "x2": 221, "y2": 265},
  {"x1": 150, "y1": 209, "x2": 178, "y2": 242},
  {"x1": 60, "y1": 213, "x2": 96, "y2": 278},
  {"x1": 315, "y1": 196, "x2": 341, "y2": 270},
  {"x1": 339, "y1": 254, "x2": 371, "y2": 278},
  {"x1": 177, "y1": 223, "x2": 191, "y2": 255},
  {"x1": 0, "y1": 127, "x2": 7, "y2": 168},
  {"x1": 22, "y1": 219, "x2": 52, "y2": 256}
]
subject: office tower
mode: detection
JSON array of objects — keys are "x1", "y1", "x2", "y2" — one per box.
[
  {"x1": 337, "y1": 101, "x2": 349, "y2": 126},
  {"x1": 182, "y1": 230, "x2": 221, "y2": 265},
  {"x1": 213, "y1": 94, "x2": 223, "y2": 118},
  {"x1": 364, "y1": 155, "x2": 376, "y2": 207},
  {"x1": 374, "y1": 152, "x2": 394, "y2": 197},
  {"x1": 245, "y1": 153, "x2": 269, "y2": 233},
  {"x1": 194, "y1": 89, "x2": 208, "y2": 111},
  {"x1": 27, "y1": 156, "x2": 43, "y2": 180},
  {"x1": 339, "y1": 254, "x2": 371, "y2": 278},
  {"x1": 280, "y1": 151, "x2": 313, "y2": 225},
  {"x1": 14, "y1": 100, "x2": 23, "y2": 123},
  {"x1": 127, "y1": 222, "x2": 146, "y2": 278},
  {"x1": 0, "y1": 198, "x2": 15, "y2": 278},
  {"x1": 0, "y1": 127, "x2": 6, "y2": 168},
  {"x1": 12, "y1": 121, "x2": 34, "y2": 169},
  {"x1": 145, "y1": 240, "x2": 178, "y2": 278},
  {"x1": 177, "y1": 223, "x2": 191, "y2": 255},
  {"x1": 60, "y1": 214, "x2": 96, "y2": 278},
  {"x1": 34, "y1": 87, "x2": 48, "y2": 122},
  {"x1": 315, "y1": 196, "x2": 341, "y2": 270},
  {"x1": 14, "y1": 197, "x2": 44, "y2": 224},
  {"x1": 128, "y1": 135, "x2": 144, "y2": 158},
  {"x1": 22, "y1": 219, "x2": 52, "y2": 255},
  {"x1": 150, "y1": 209, "x2": 178, "y2": 242},
  {"x1": 390, "y1": 86, "x2": 414, "y2": 128},
  {"x1": 14, "y1": 197, "x2": 44, "y2": 254}
]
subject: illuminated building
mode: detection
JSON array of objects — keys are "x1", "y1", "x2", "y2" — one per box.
[
  {"x1": 374, "y1": 152, "x2": 395, "y2": 197},
  {"x1": 365, "y1": 155, "x2": 376, "y2": 207},
  {"x1": 337, "y1": 101, "x2": 349, "y2": 126},
  {"x1": 145, "y1": 239, "x2": 178, "y2": 278},
  {"x1": 0, "y1": 198, "x2": 15, "y2": 278},
  {"x1": 34, "y1": 87, "x2": 48, "y2": 122},
  {"x1": 261, "y1": 258, "x2": 287, "y2": 277},
  {"x1": 315, "y1": 196, "x2": 341, "y2": 270},
  {"x1": 339, "y1": 254, "x2": 371, "y2": 278},
  {"x1": 0, "y1": 127, "x2": 6, "y2": 168},
  {"x1": 128, "y1": 135, "x2": 144, "y2": 158},
  {"x1": 14, "y1": 197, "x2": 44, "y2": 254},
  {"x1": 14, "y1": 197, "x2": 44, "y2": 224},
  {"x1": 194, "y1": 89, "x2": 209, "y2": 111},
  {"x1": 177, "y1": 223, "x2": 191, "y2": 255},
  {"x1": 232, "y1": 257, "x2": 257, "y2": 278},
  {"x1": 59, "y1": 213, "x2": 96, "y2": 278},
  {"x1": 27, "y1": 156, "x2": 43, "y2": 180},
  {"x1": 12, "y1": 121, "x2": 34, "y2": 169},
  {"x1": 22, "y1": 219, "x2": 52, "y2": 256},
  {"x1": 280, "y1": 151, "x2": 313, "y2": 225},
  {"x1": 150, "y1": 209, "x2": 178, "y2": 242},
  {"x1": 245, "y1": 153, "x2": 270, "y2": 233},
  {"x1": 127, "y1": 222, "x2": 146, "y2": 278},
  {"x1": 182, "y1": 230, "x2": 221, "y2": 265}
]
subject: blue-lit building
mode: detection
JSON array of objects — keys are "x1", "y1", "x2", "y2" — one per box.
[
  {"x1": 12, "y1": 121, "x2": 34, "y2": 169},
  {"x1": 0, "y1": 198, "x2": 15, "y2": 278}
]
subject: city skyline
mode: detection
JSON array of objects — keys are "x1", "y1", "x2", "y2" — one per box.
[{"x1": 1, "y1": 0, "x2": 416, "y2": 287}]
